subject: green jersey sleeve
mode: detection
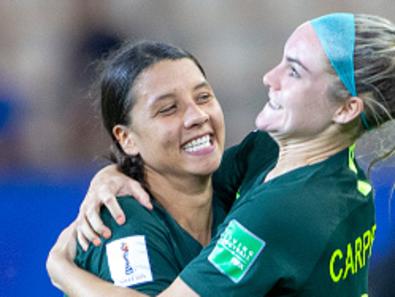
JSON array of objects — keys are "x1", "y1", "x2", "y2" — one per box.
[
  {"x1": 180, "y1": 185, "x2": 309, "y2": 296},
  {"x1": 74, "y1": 197, "x2": 183, "y2": 296}
]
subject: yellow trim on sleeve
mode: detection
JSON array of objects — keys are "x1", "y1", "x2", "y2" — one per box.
[
  {"x1": 348, "y1": 144, "x2": 372, "y2": 196},
  {"x1": 348, "y1": 144, "x2": 358, "y2": 174},
  {"x1": 357, "y1": 180, "x2": 372, "y2": 196}
]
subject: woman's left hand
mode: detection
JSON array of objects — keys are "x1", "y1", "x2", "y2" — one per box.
[{"x1": 46, "y1": 221, "x2": 78, "y2": 291}]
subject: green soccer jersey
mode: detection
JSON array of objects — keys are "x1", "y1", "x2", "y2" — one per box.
[
  {"x1": 74, "y1": 196, "x2": 227, "y2": 296},
  {"x1": 73, "y1": 130, "x2": 275, "y2": 296},
  {"x1": 212, "y1": 130, "x2": 279, "y2": 209},
  {"x1": 181, "y1": 141, "x2": 375, "y2": 296}
]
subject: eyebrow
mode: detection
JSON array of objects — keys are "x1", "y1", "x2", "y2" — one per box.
[
  {"x1": 286, "y1": 56, "x2": 311, "y2": 73},
  {"x1": 193, "y1": 81, "x2": 211, "y2": 91},
  {"x1": 150, "y1": 81, "x2": 211, "y2": 104}
]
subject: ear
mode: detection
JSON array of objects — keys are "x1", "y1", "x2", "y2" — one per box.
[
  {"x1": 332, "y1": 96, "x2": 365, "y2": 124},
  {"x1": 112, "y1": 125, "x2": 140, "y2": 155}
]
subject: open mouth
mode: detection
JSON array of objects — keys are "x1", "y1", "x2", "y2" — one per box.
[
  {"x1": 182, "y1": 134, "x2": 212, "y2": 152},
  {"x1": 268, "y1": 100, "x2": 282, "y2": 110}
]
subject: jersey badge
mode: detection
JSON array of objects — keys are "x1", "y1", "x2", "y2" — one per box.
[
  {"x1": 106, "y1": 235, "x2": 153, "y2": 287},
  {"x1": 208, "y1": 219, "x2": 265, "y2": 283}
]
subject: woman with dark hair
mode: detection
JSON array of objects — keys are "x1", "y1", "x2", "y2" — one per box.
[
  {"x1": 47, "y1": 40, "x2": 232, "y2": 295},
  {"x1": 48, "y1": 13, "x2": 395, "y2": 297}
]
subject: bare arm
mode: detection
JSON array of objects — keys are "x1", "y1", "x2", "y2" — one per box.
[
  {"x1": 47, "y1": 223, "x2": 198, "y2": 297},
  {"x1": 55, "y1": 262, "x2": 195, "y2": 297},
  {"x1": 52, "y1": 259, "x2": 147, "y2": 297},
  {"x1": 47, "y1": 223, "x2": 147, "y2": 297}
]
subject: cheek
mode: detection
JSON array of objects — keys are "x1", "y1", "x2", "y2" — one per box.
[
  {"x1": 148, "y1": 126, "x2": 178, "y2": 149},
  {"x1": 287, "y1": 82, "x2": 323, "y2": 110},
  {"x1": 214, "y1": 107, "x2": 225, "y2": 129},
  {"x1": 137, "y1": 130, "x2": 179, "y2": 167},
  {"x1": 281, "y1": 91, "x2": 318, "y2": 127},
  {"x1": 210, "y1": 104, "x2": 225, "y2": 143},
  {"x1": 134, "y1": 120, "x2": 175, "y2": 154}
]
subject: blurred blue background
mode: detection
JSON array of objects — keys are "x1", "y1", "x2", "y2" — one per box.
[{"x1": 0, "y1": 1, "x2": 394, "y2": 296}]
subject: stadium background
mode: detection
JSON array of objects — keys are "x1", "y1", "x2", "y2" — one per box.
[{"x1": 0, "y1": 1, "x2": 393, "y2": 296}]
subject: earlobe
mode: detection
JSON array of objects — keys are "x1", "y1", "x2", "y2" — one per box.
[
  {"x1": 112, "y1": 125, "x2": 140, "y2": 155},
  {"x1": 332, "y1": 96, "x2": 364, "y2": 124}
]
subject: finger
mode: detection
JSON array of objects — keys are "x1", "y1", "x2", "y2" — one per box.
[
  {"x1": 82, "y1": 186, "x2": 100, "y2": 209},
  {"x1": 77, "y1": 217, "x2": 101, "y2": 247},
  {"x1": 77, "y1": 231, "x2": 90, "y2": 252},
  {"x1": 78, "y1": 196, "x2": 92, "y2": 223},
  {"x1": 101, "y1": 190, "x2": 126, "y2": 225},
  {"x1": 125, "y1": 179, "x2": 153, "y2": 210},
  {"x1": 86, "y1": 206, "x2": 112, "y2": 239}
]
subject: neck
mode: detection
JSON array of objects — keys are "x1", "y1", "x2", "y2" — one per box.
[
  {"x1": 266, "y1": 124, "x2": 358, "y2": 181},
  {"x1": 145, "y1": 169, "x2": 213, "y2": 246}
]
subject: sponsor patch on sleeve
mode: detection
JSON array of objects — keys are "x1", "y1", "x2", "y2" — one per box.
[
  {"x1": 106, "y1": 235, "x2": 153, "y2": 287},
  {"x1": 208, "y1": 219, "x2": 265, "y2": 283}
]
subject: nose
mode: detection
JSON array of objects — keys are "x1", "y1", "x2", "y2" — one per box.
[
  {"x1": 184, "y1": 103, "x2": 209, "y2": 129},
  {"x1": 263, "y1": 65, "x2": 280, "y2": 91}
]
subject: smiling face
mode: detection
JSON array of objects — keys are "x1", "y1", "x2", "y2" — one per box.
[
  {"x1": 255, "y1": 22, "x2": 342, "y2": 140},
  {"x1": 121, "y1": 58, "x2": 225, "y2": 179}
]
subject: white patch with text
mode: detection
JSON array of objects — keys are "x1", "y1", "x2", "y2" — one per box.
[{"x1": 106, "y1": 235, "x2": 153, "y2": 287}]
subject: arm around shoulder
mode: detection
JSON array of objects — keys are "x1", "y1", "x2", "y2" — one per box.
[{"x1": 76, "y1": 197, "x2": 184, "y2": 295}]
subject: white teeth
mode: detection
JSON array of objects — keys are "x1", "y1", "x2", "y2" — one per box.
[
  {"x1": 183, "y1": 135, "x2": 211, "y2": 152},
  {"x1": 268, "y1": 100, "x2": 281, "y2": 110}
]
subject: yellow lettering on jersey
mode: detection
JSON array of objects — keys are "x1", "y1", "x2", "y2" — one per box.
[
  {"x1": 354, "y1": 237, "x2": 362, "y2": 273},
  {"x1": 342, "y1": 243, "x2": 355, "y2": 279},
  {"x1": 370, "y1": 225, "x2": 376, "y2": 256},
  {"x1": 362, "y1": 229, "x2": 371, "y2": 266},
  {"x1": 329, "y1": 224, "x2": 376, "y2": 283},
  {"x1": 329, "y1": 249, "x2": 343, "y2": 282}
]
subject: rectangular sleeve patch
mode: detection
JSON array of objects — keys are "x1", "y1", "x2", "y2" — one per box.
[
  {"x1": 106, "y1": 235, "x2": 153, "y2": 287},
  {"x1": 208, "y1": 219, "x2": 265, "y2": 283}
]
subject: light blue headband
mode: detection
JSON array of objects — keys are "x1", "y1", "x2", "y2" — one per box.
[
  {"x1": 311, "y1": 13, "x2": 356, "y2": 96},
  {"x1": 311, "y1": 13, "x2": 371, "y2": 130}
]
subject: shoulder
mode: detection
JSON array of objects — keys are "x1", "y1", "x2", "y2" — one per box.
[
  {"x1": 76, "y1": 196, "x2": 170, "y2": 262},
  {"x1": 279, "y1": 161, "x2": 371, "y2": 236},
  {"x1": 231, "y1": 162, "x2": 358, "y2": 243},
  {"x1": 101, "y1": 196, "x2": 168, "y2": 238},
  {"x1": 75, "y1": 196, "x2": 177, "y2": 292}
]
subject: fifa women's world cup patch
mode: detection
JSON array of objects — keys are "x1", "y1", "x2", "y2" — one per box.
[
  {"x1": 208, "y1": 219, "x2": 265, "y2": 283},
  {"x1": 106, "y1": 235, "x2": 153, "y2": 287}
]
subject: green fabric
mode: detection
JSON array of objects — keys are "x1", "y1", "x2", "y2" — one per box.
[
  {"x1": 181, "y1": 144, "x2": 375, "y2": 296},
  {"x1": 72, "y1": 130, "x2": 275, "y2": 296},
  {"x1": 74, "y1": 196, "x2": 226, "y2": 296},
  {"x1": 212, "y1": 130, "x2": 279, "y2": 210}
]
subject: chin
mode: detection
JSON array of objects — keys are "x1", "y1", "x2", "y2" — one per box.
[
  {"x1": 195, "y1": 160, "x2": 221, "y2": 176},
  {"x1": 255, "y1": 121, "x2": 272, "y2": 132},
  {"x1": 255, "y1": 114, "x2": 271, "y2": 131},
  {"x1": 255, "y1": 115, "x2": 283, "y2": 133}
]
